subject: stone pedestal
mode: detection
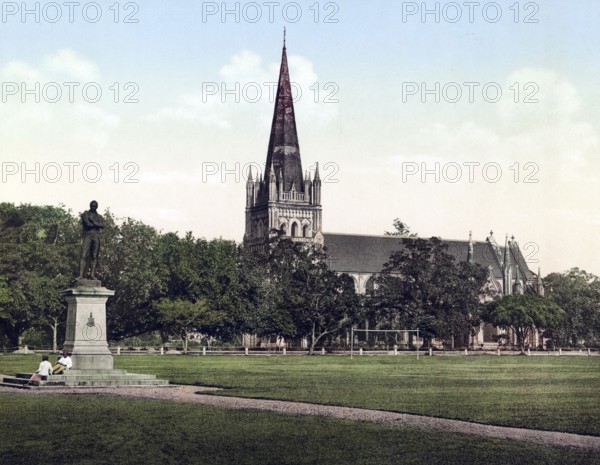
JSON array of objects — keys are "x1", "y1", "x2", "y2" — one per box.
[{"x1": 62, "y1": 281, "x2": 114, "y2": 370}]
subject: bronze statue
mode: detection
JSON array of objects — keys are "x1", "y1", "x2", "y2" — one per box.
[{"x1": 78, "y1": 200, "x2": 105, "y2": 280}]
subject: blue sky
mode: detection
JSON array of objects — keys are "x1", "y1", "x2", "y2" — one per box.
[{"x1": 1, "y1": 0, "x2": 599, "y2": 275}]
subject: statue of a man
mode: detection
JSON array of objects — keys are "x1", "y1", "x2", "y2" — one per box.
[{"x1": 78, "y1": 200, "x2": 105, "y2": 280}]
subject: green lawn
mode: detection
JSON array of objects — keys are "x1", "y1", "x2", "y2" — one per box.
[
  {"x1": 2, "y1": 354, "x2": 599, "y2": 436},
  {"x1": 0, "y1": 395, "x2": 598, "y2": 465}
]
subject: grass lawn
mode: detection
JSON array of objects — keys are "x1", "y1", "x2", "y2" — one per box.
[
  {"x1": 0, "y1": 395, "x2": 598, "y2": 465},
  {"x1": 2, "y1": 354, "x2": 599, "y2": 436}
]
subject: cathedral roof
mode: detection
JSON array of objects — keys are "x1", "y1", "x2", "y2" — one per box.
[
  {"x1": 323, "y1": 233, "x2": 535, "y2": 280},
  {"x1": 264, "y1": 39, "x2": 304, "y2": 192}
]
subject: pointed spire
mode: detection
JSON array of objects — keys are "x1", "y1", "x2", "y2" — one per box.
[
  {"x1": 246, "y1": 167, "x2": 254, "y2": 207},
  {"x1": 314, "y1": 162, "x2": 321, "y2": 181},
  {"x1": 537, "y1": 266, "x2": 545, "y2": 296},
  {"x1": 514, "y1": 263, "x2": 524, "y2": 295},
  {"x1": 264, "y1": 34, "x2": 303, "y2": 192},
  {"x1": 268, "y1": 164, "x2": 277, "y2": 201},
  {"x1": 467, "y1": 230, "x2": 474, "y2": 264},
  {"x1": 283, "y1": 26, "x2": 286, "y2": 49}
]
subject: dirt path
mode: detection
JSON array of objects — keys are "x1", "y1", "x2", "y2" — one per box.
[{"x1": 2, "y1": 384, "x2": 599, "y2": 451}]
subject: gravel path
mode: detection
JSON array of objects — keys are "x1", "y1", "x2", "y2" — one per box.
[{"x1": 2, "y1": 384, "x2": 599, "y2": 451}]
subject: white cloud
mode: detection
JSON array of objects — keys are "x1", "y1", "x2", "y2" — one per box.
[
  {"x1": 498, "y1": 68, "x2": 581, "y2": 128},
  {"x1": 392, "y1": 68, "x2": 598, "y2": 176},
  {"x1": 145, "y1": 49, "x2": 338, "y2": 128},
  {"x1": 0, "y1": 50, "x2": 119, "y2": 152},
  {"x1": 0, "y1": 60, "x2": 43, "y2": 81},
  {"x1": 43, "y1": 49, "x2": 100, "y2": 81},
  {"x1": 143, "y1": 93, "x2": 231, "y2": 128},
  {"x1": 219, "y1": 50, "x2": 266, "y2": 82}
]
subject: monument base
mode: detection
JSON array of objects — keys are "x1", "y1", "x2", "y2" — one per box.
[
  {"x1": 0, "y1": 280, "x2": 169, "y2": 389},
  {"x1": 1, "y1": 370, "x2": 169, "y2": 388},
  {"x1": 62, "y1": 283, "x2": 115, "y2": 370}
]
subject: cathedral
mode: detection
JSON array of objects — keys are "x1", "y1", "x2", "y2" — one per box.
[{"x1": 244, "y1": 38, "x2": 545, "y2": 349}]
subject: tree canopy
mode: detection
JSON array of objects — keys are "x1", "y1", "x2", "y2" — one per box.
[
  {"x1": 482, "y1": 294, "x2": 565, "y2": 351},
  {"x1": 371, "y1": 237, "x2": 488, "y2": 346},
  {"x1": 543, "y1": 268, "x2": 600, "y2": 347},
  {"x1": 1, "y1": 201, "x2": 597, "y2": 353}
]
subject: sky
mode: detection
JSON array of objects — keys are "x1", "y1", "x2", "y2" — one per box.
[{"x1": 1, "y1": 0, "x2": 599, "y2": 276}]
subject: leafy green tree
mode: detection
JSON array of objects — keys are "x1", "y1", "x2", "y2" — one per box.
[
  {"x1": 197, "y1": 238, "x2": 243, "y2": 338},
  {"x1": 233, "y1": 246, "x2": 295, "y2": 340},
  {"x1": 254, "y1": 236, "x2": 360, "y2": 353},
  {"x1": 384, "y1": 218, "x2": 417, "y2": 237},
  {"x1": 100, "y1": 214, "x2": 166, "y2": 339},
  {"x1": 0, "y1": 278, "x2": 29, "y2": 347},
  {"x1": 19, "y1": 273, "x2": 68, "y2": 352},
  {"x1": 299, "y1": 271, "x2": 359, "y2": 355},
  {"x1": 285, "y1": 245, "x2": 360, "y2": 354},
  {"x1": 0, "y1": 203, "x2": 79, "y2": 347},
  {"x1": 482, "y1": 294, "x2": 565, "y2": 352},
  {"x1": 372, "y1": 237, "x2": 487, "y2": 347},
  {"x1": 543, "y1": 268, "x2": 600, "y2": 347},
  {"x1": 155, "y1": 298, "x2": 226, "y2": 353}
]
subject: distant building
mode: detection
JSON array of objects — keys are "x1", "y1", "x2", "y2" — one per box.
[{"x1": 244, "y1": 37, "x2": 545, "y2": 349}]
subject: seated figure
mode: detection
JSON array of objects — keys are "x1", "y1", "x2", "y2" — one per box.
[
  {"x1": 29, "y1": 355, "x2": 53, "y2": 385},
  {"x1": 52, "y1": 352, "x2": 72, "y2": 374}
]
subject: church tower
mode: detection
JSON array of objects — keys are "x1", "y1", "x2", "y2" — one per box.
[{"x1": 244, "y1": 33, "x2": 323, "y2": 249}]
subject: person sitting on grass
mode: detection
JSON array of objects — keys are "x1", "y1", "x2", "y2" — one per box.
[
  {"x1": 28, "y1": 355, "x2": 53, "y2": 385},
  {"x1": 52, "y1": 352, "x2": 72, "y2": 374}
]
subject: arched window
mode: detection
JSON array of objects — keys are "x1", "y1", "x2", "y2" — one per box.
[
  {"x1": 280, "y1": 223, "x2": 287, "y2": 235},
  {"x1": 302, "y1": 224, "x2": 309, "y2": 238},
  {"x1": 365, "y1": 276, "x2": 376, "y2": 296},
  {"x1": 291, "y1": 222, "x2": 299, "y2": 237}
]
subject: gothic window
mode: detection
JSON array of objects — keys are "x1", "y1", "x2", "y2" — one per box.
[
  {"x1": 280, "y1": 223, "x2": 287, "y2": 235},
  {"x1": 291, "y1": 222, "x2": 299, "y2": 237},
  {"x1": 302, "y1": 224, "x2": 309, "y2": 238},
  {"x1": 257, "y1": 221, "x2": 264, "y2": 238},
  {"x1": 365, "y1": 276, "x2": 376, "y2": 296}
]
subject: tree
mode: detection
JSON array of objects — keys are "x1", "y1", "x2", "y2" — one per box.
[
  {"x1": 257, "y1": 237, "x2": 360, "y2": 353},
  {"x1": 0, "y1": 277, "x2": 29, "y2": 347},
  {"x1": 543, "y1": 268, "x2": 600, "y2": 347},
  {"x1": 100, "y1": 214, "x2": 166, "y2": 339},
  {"x1": 234, "y1": 245, "x2": 296, "y2": 340},
  {"x1": 372, "y1": 237, "x2": 488, "y2": 348},
  {"x1": 20, "y1": 273, "x2": 67, "y2": 352},
  {"x1": 197, "y1": 238, "x2": 244, "y2": 339},
  {"x1": 384, "y1": 218, "x2": 417, "y2": 237},
  {"x1": 240, "y1": 235, "x2": 360, "y2": 352},
  {"x1": 0, "y1": 203, "x2": 79, "y2": 347},
  {"x1": 482, "y1": 294, "x2": 565, "y2": 352},
  {"x1": 155, "y1": 298, "x2": 225, "y2": 353},
  {"x1": 286, "y1": 246, "x2": 360, "y2": 354}
]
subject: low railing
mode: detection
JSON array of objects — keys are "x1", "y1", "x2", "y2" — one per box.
[{"x1": 280, "y1": 191, "x2": 305, "y2": 202}]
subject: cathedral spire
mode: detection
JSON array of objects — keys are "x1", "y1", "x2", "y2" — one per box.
[
  {"x1": 467, "y1": 230, "x2": 474, "y2": 264},
  {"x1": 264, "y1": 33, "x2": 303, "y2": 192},
  {"x1": 244, "y1": 36, "x2": 323, "y2": 249}
]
